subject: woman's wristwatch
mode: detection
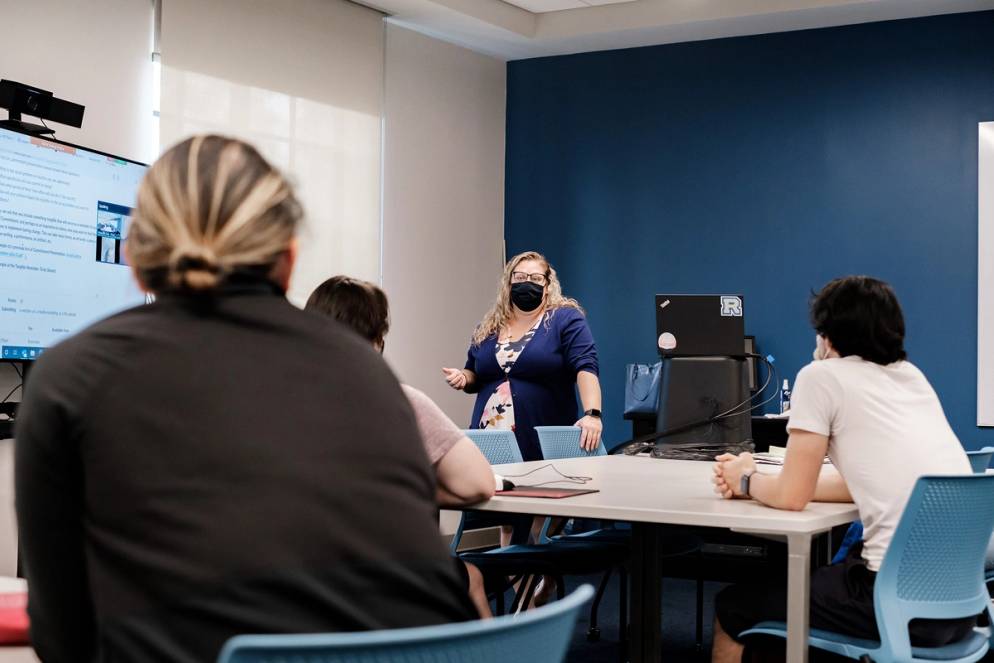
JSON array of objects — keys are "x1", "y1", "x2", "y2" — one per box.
[{"x1": 584, "y1": 409, "x2": 602, "y2": 418}]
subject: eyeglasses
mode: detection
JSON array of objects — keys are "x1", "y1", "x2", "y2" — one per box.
[{"x1": 510, "y1": 271, "x2": 548, "y2": 285}]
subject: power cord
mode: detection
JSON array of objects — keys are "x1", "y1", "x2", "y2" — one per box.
[
  {"x1": 711, "y1": 353, "x2": 780, "y2": 420},
  {"x1": 502, "y1": 464, "x2": 593, "y2": 487},
  {"x1": 1, "y1": 363, "x2": 23, "y2": 405}
]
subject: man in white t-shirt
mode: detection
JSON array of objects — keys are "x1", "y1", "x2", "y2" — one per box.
[{"x1": 710, "y1": 275, "x2": 973, "y2": 663}]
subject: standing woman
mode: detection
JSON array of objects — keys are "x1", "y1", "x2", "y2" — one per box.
[{"x1": 443, "y1": 251, "x2": 603, "y2": 460}]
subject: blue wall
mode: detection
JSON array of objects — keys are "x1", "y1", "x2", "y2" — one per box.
[{"x1": 505, "y1": 11, "x2": 994, "y2": 450}]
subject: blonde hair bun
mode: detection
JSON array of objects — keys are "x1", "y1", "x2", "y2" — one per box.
[
  {"x1": 168, "y1": 244, "x2": 222, "y2": 291},
  {"x1": 127, "y1": 135, "x2": 302, "y2": 293}
]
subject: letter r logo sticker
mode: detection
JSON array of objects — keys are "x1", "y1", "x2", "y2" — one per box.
[{"x1": 720, "y1": 296, "x2": 743, "y2": 317}]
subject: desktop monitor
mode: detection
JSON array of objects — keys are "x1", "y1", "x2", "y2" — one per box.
[
  {"x1": 0, "y1": 126, "x2": 148, "y2": 361},
  {"x1": 655, "y1": 356, "x2": 752, "y2": 449}
]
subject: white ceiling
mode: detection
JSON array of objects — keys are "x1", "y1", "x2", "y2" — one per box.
[
  {"x1": 356, "y1": 0, "x2": 994, "y2": 61},
  {"x1": 501, "y1": 0, "x2": 637, "y2": 13}
]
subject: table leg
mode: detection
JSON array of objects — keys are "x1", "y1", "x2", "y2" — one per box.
[
  {"x1": 785, "y1": 533, "x2": 811, "y2": 663},
  {"x1": 630, "y1": 522, "x2": 661, "y2": 663}
]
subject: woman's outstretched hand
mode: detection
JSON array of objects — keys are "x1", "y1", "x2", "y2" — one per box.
[{"x1": 442, "y1": 367, "x2": 468, "y2": 390}]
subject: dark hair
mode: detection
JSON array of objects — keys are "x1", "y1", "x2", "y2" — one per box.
[
  {"x1": 810, "y1": 275, "x2": 906, "y2": 365},
  {"x1": 305, "y1": 276, "x2": 390, "y2": 348}
]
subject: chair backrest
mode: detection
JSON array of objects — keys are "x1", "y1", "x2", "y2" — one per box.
[
  {"x1": 452, "y1": 430, "x2": 524, "y2": 553},
  {"x1": 535, "y1": 426, "x2": 605, "y2": 460},
  {"x1": 873, "y1": 474, "x2": 994, "y2": 661},
  {"x1": 463, "y1": 429, "x2": 523, "y2": 465},
  {"x1": 966, "y1": 446, "x2": 994, "y2": 473},
  {"x1": 217, "y1": 584, "x2": 595, "y2": 663}
]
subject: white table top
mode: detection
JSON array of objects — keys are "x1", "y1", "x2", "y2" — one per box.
[{"x1": 480, "y1": 455, "x2": 858, "y2": 535}]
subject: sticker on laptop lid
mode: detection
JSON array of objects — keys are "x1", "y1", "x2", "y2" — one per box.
[
  {"x1": 658, "y1": 332, "x2": 677, "y2": 350},
  {"x1": 720, "y1": 296, "x2": 743, "y2": 317}
]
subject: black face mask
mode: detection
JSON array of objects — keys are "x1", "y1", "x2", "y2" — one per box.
[{"x1": 510, "y1": 282, "x2": 545, "y2": 312}]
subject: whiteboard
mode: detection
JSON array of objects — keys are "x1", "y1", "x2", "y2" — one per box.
[{"x1": 978, "y1": 122, "x2": 994, "y2": 425}]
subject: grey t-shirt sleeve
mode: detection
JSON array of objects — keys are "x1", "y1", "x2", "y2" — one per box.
[{"x1": 401, "y1": 384, "x2": 466, "y2": 465}]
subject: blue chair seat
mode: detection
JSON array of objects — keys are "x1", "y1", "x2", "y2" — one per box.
[
  {"x1": 554, "y1": 528, "x2": 631, "y2": 544},
  {"x1": 966, "y1": 447, "x2": 994, "y2": 474},
  {"x1": 741, "y1": 622, "x2": 990, "y2": 662},
  {"x1": 461, "y1": 539, "x2": 629, "y2": 577}
]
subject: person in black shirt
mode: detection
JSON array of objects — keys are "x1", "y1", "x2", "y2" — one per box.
[{"x1": 15, "y1": 135, "x2": 475, "y2": 663}]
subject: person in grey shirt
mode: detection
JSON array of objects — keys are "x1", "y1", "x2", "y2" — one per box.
[{"x1": 304, "y1": 275, "x2": 500, "y2": 619}]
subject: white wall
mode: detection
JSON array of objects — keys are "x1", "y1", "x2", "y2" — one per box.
[
  {"x1": 382, "y1": 23, "x2": 507, "y2": 426},
  {"x1": 159, "y1": 0, "x2": 385, "y2": 304},
  {"x1": 0, "y1": 0, "x2": 156, "y2": 163},
  {"x1": 979, "y1": 122, "x2": 994, "y2": 425}
]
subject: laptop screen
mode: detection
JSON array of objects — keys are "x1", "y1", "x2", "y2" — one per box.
[{"x1": 655, "y1": 294, "x2": 745, "y2": 357}]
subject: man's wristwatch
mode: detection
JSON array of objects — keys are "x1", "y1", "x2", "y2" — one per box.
[
  {"x1": 584, "y1": 409, "x2": 602, "y2": 418},
  {"x1": 740, "y1": 469, "x2": 756, "y2": 498}
]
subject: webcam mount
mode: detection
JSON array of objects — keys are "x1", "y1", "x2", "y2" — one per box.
[{"x1": 0, "y1": 79, "x2": 85, "y2": 136}]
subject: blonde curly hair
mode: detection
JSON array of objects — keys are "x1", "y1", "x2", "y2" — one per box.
[{"x1": 472, "y1": 251, "x2": 583, "y2": 345}]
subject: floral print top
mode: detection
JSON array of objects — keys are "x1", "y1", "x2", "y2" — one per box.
[{"x1": 479, "y1": 315, "x2": 543, "y2": 431}]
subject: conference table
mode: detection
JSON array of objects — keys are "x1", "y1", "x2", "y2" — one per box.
[{"x1": 473, "y1": 454, "x2": 858, "y2": 663}]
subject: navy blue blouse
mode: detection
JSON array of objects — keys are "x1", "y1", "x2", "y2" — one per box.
[{"x1": 464, "y1": 307, "x2": 599, "y2": 461}]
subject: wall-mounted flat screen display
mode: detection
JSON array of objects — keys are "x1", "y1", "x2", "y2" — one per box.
[{"x1": 0, "y1": 126, "x2": 147, "y2": 361}]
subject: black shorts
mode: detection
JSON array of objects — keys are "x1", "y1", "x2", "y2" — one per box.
[{"x1": 715, "y1": 543, "x2": 976, "y2": 659}]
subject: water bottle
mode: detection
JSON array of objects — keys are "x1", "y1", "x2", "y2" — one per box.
[{"x1": 780, "y1": 379, "x2": 791, "y2": 414}]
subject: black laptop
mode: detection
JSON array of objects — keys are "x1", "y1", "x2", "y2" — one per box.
[{"x1": 655, "y1": 294, "x2": 745, "y2": 357}]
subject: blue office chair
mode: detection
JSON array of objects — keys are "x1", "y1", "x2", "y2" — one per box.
[
  {"x1": 535, "y1": 425, "x2": 616, "y2": 540},
  {"x1": 967, "y1": 447, "x2": 994, "y2": 474},
  {"x1": 450, "y1": 430, "x2": 532, "y2": 557},
  {"x1": 464, "y1": 429, "x2": 527, "y2": 465},
  {"x1": 216, "y1": 583, "x2": 594, "y2": 663},
  {"x1": 976, "y1": 448, "x2": 994, "y2": 591},
  {"x1": 456, "y1": 428, "x2": 628, "y2": 656},
  {"x1": 532, "y1": 426, "x2": 627, "y2": 643},
  {"x1": 535, "y1": 425, "x2": 607, "y2": 459},
  {"x1": 836, "y1": 450, "x2": 992, "y2": 566},
  {"x1": 741, "y1": 474, "x2": 994, "y2": 662},
  {"x1": 536, "y1": 425, "x2": 706, "y2": 650}
]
